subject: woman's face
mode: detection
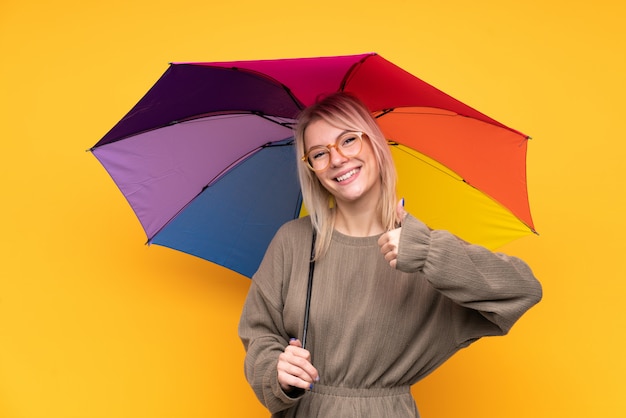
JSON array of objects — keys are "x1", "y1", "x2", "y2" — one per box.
[{"x1": 303, "y1": 118, "x2": 381, "y2": 207}]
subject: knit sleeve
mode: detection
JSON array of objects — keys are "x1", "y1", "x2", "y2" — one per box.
[
  {"x1": 238, "y1": 225, "x2": 305, "y2": 413},
  {"x1": 396, "y1": 214, "x2": 542, "y2": 339}
]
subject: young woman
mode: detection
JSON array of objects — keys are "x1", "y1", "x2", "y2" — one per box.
[{"x1": 238, "y1": 92, "x2": 542, "y2": 417}]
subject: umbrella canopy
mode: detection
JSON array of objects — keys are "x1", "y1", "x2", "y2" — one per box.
[{"x1": 91, "y1": 52, "x2": 535, "y2": 278}]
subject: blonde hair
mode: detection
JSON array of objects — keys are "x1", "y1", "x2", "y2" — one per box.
[{"x1": 294, "y1": 92, "x2": 399, "y2": 260}]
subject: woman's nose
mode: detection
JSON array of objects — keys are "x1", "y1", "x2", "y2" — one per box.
[{"x1": 329, "y1": 146, "x2": 347, "y2": 167}]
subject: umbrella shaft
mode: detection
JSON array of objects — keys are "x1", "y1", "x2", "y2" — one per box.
[{"x1": 301, "y1": 231, "x2": 316, "y2": 349}]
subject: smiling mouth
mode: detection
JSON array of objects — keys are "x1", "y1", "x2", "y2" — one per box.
[{"x1": 335, "y1": 168, "x2": 359, "y2": 182}]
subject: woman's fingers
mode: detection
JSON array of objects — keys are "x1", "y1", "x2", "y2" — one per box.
[
  {"x1": 277, "y1": 339, "x2": 319, "y2": 391},
  {"x1": 378, "y1": 199, "x2": 408, "y2": 269},
  {"x1": 288, "y1": 338, "x2": 302, "y2": 348},
  {"x1": 378, "y1": 228, "x2": 401, "y2": 268}
]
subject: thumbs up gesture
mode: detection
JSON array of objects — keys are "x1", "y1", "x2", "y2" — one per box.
[{"x1": 377, "y1": 199, "x2": 408, "y2": 269}]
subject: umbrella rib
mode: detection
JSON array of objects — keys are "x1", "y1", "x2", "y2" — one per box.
[
  {"x1": 390, "y1": 142, "x2": 465, "y2": 182},
  {"x1": 374, "y1": 108, "x2": 395, "y2": 118},
  {"x1": 339, "y1": 53, "x2": 375, "y2": 91},
  {"x1": 146, "y1": 137, "x2": 296, "y2": 244},
  {"x1": 253, "y1": 111, "x2": 297, "y2": 129},
  {"x1": 145, "y1": 144, "x2": 266, "y2": 245},
  {"x1": 203, "y1": 137, "x2": 293, "y2": 190},
  {"x1": 91, "y1": 111, "x2": 297, "y2": 149},
  {"x1": 204, "y1": 149, "x2": 261, "y2": 189},
  {"x1": 225, "y1": 66, "x2": 306, "y2": 111},
  {"x1": 392, "y1": 144, "x2": 537, "y2": 235}
]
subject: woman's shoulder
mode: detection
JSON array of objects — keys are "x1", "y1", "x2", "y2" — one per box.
[
  {"x1": 276, "y1": 216, "x2": 313, "y2": 239},
  {"x1": 253, "y1": 216, "x2": 312, "y2": 288},
  {"x1": 264, "y1": 217, "x2": 314, "y2": 265}
]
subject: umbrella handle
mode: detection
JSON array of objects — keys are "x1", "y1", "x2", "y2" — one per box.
[{"x1": 301, "y1": 230, "x2": 316, "y2": 350}]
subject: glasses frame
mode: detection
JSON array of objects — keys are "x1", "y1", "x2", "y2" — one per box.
[{"x1": 301, "y1": 131, "x2": 366, "y2": 172}]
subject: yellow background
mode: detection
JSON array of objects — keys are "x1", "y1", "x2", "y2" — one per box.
[{"x1": 1, "y1": 0, "x2": 625, "y2": 417}]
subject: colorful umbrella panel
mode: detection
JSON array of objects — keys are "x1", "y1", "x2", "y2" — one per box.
[{"x1": 91, "y1": 53, "x2": 535, "y2": 278}]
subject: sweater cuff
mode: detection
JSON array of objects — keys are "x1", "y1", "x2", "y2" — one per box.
[
  {"x1": 266, "y1": 363, "x2": 303, "y2": 409},
  {"x1": 396, "y1": 214, "x2": 431, "y2": 273}
]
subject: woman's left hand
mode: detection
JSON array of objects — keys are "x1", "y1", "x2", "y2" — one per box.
[{"x1": 378, "y1": 199, "x2": 407, "y2": 269}]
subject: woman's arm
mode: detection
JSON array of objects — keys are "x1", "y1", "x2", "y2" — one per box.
[
  {"x1": 238, "y1": 221, "x2": 317, "y2": 413},
  {"x1": 239, "y1": 280, "x2": 303, "y2": 413},
  {"x1": 396, "y1": 214, "x2": 542, "y2": 336}
]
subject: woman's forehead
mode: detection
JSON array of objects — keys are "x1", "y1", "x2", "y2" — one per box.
[{"x1": 304, "y1": 119, "x2": 353, "y2": 145}]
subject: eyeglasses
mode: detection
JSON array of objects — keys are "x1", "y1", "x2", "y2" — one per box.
[{"x1": 301, "y1": 131, "x2": 365, "y2": 171}]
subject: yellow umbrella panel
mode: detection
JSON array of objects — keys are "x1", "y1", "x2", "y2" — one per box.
[{"x1": 393, "y1": 144, "x2": 533, "y2": 249}]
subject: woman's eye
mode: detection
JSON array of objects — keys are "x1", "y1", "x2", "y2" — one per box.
[
  {"x1": 312, "y1": 150, "x2": 328, "y2": 160},
  {"x1": 341, "y1": 136, "x2": 356, "y2": 147}
]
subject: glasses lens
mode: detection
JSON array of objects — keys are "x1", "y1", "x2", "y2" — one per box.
[
  {"x1": 338, "y1": 132, "x2": 362, "y2": 157},
  {"x1": 307, "y1": 148, "x2": 330, "y2": 171}
]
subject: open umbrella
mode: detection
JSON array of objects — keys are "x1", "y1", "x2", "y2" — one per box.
[{"x1": 90, "y1": 52, "x2": 536, "y2": 279}]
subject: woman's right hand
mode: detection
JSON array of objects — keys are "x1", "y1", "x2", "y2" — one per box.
[
  {"x1": 277, "y1": 338, "x2": 319, "y2": 392},
  {"x1": 378, "y1": 199, "x2": 408, "y2": 269}
]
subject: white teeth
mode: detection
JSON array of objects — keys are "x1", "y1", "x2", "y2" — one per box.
[{"x1": 336, "y1": 169, "x2": 358, "y2": 182}]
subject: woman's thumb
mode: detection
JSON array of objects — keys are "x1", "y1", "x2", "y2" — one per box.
[
  {"x1": 397, "y1": 198, "x2": 408, "y2": 226},
  {"x1": 289, "y1": 338, "x2": 302, "y2": 348}
]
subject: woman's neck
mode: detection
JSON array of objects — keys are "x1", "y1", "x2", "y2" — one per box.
[{"x1": 333, "y1": 202, "x2": 384, "y2": 237}]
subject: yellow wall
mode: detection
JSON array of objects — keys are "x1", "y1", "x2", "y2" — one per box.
[{"x1": 1, "y1": 0, "x2": 624, "y2": 416}]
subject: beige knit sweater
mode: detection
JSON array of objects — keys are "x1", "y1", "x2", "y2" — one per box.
[{"x1": 238, "y1": 215, "x2": 542, "y2": 417}]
